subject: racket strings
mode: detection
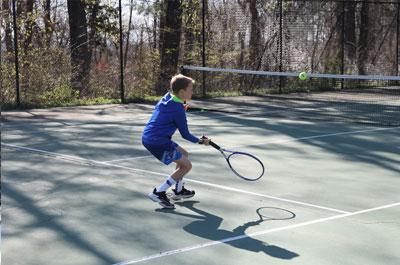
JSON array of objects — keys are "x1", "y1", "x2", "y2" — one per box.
[{"x1": 228, "y1": 153, "x2": 264, "y2": 181}]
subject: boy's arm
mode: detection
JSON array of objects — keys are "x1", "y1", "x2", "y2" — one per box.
[{"x1": 175, "y1": 110, "x2": 199, "y2": 143}]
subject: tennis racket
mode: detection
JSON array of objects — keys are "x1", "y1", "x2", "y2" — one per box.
[{"x1": 205, "y1": 138, "x2": 265, "y2": 181}]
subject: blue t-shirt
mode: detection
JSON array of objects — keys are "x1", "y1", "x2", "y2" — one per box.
[{"x1": 142, "y1": 92, "x2": 199, "y2": 146}]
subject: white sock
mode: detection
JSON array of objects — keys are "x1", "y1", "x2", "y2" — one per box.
[
  {"x1": 175, "y1": 180, "x2": 183, "y2": 192},
  {"x1": 156, "y1": 176, "x2": 176, "y2": 193}
]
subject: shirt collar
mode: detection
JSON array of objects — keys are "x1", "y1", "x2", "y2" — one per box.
[{"x1": 170, "y1": 92, "x2": 184, "y2": 104}]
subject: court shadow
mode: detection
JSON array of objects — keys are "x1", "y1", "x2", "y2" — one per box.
[{"x1": 156, "y1": 201, "x2": 299, "y2": 259}]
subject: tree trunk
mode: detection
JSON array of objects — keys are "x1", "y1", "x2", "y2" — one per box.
[
  {"x1": 44, "y1": 0, "x2": 52, "y2": 46},
  {"x1": 22, "y1": 0, "x2": 34, "y2": 55},
  {"x1": 2, "y1": 0, "x2": 13, "y2": 54},
  {"x1": 158, "y1": 0, "x2": 166, "y2": 55},
  {"x1": 124, "y1": 0, "x2": 134, "y2": 69},
  {"x1": 344, "y1": 2, "x2": 356, "y2": 64},
  {"x1": 155, "y1": 0, "x2": 183, "y2": 95},
  {"x1": 67, "y1": 0, "x2": 91, "y2": 97},
  {"x1": 183, "y1": 0, "x2": 197, "y2": 65},
  {"x1": 88, "y1": 0, "x2": 100, "y2": 63},
  {"x1": 248, "y1": 0, "x2": 261, "y2": 69},
  {"x1": 21, "y1": 0, "x2": 34, "y2": 95},
  {"x1": 358, "y1": 2, "x2": 370, "y2": 75}
]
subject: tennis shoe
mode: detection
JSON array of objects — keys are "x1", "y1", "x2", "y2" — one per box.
[
  {"x1": 148, "y1": 188, "x2": 175, "y2": 209},
  {"x1": 171, "y1": 187, "x2": 195, "y2": 201}
]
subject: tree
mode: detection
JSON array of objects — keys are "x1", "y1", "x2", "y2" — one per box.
[
  {"x1": 43, "y1": 0, "x2": 53, "y2": 45},
  {"x1": 248, "y1": 0, "x2": 261, "y2": 69},
  {"x1": 87, "y1": 0, "x2": 100, "y2": 59},
  {"x1": 85, "y1": 1, "x2": 119, "y2": 66},
  {"x1": 358, "y1": 2, "x2": 370, "y2": 75},
  {"x1": 344, "y1": 1, "x2": 356, "y2": 64},
  {"x1": 124, "y1": 0, "x2": 134, "y2": 69},
  {"x1": 155, "y1": 0, "x2": 183, "y2": 95},
  {"x1": 2, "y1": 0, "x2": 13, "y2": 54},
  {"x1": 67, "y1": 0, "x2": 91, "y2": 97},
  {"x1": 22, "y1": 0, "x2": 34, "y2": 56},
  {"x1": 183, "y1": 0, "x2": 198, "y2": 65}
]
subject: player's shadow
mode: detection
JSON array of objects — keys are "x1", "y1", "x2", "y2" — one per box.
[{"x1": 156, "y1": 201, "x2": 299, "y2": 259}]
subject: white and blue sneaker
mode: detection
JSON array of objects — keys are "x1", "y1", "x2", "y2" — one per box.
[
  {"x1": 148, "y1": 188, "x2": 175, "y2": 209},
  {"x1": 170, "y1": 187, "x2": 195, "y2": 201}
]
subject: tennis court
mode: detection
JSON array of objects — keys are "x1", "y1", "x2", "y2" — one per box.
[{"x1": 2, "y1": 95, "x2": 400, "y2": 265}]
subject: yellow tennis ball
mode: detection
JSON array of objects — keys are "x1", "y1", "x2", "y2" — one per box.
[{"x1": 299, "y1": 72, "x2": 307, "y2": 80}]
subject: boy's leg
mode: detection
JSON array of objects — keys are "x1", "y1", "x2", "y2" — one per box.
[
  {"x1": 175, "y1": 146, "x2": 188, "y2": 192},
  {"x1": 146, "y1": 144, "x2": 194, "y2": 208},
  {"x1": 171, "y1": 146, "x2": 195, "y2": 200},
  {"x1": 170, "y1": 155, "x2": 192, "y2": 182},
  {"x1": 146, "y1": 142, "x2": 188, "y2": 208},
  {"x1": 155, "y1": 155, "x2": 191, "y2": 193}
]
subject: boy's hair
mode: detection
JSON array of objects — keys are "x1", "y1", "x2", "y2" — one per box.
[{"x1": 170, "y1": 74, "x2": 195, "y2": 95}]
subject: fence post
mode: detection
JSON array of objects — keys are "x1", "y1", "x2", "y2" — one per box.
[
  {"x1": 12, "y1": 0, "x2": 20, "y2": 107},
  {"x1": 119, "y1": 0, "x2": 125, "y2": 104},
  {"x1": 278, "y1": 0, "x2": 283, "y2": 93},
  {"x1": 340, "y1": 1, "x2": 345, "y2": 89},
  {"x1": 202, "y1": 0, "x2": 207, "y2": 97},
  {"x1": 397, "y1": 0, "x2": 400, "y2": 76}
]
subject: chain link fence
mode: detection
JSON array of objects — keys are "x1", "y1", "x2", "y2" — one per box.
[{"x1": 1, "y1": 0, "x2": 399, "y2": 107}]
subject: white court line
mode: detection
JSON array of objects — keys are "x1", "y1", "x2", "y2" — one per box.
[
  {"x1": 1, "y1": 143, "x2": 168, "y2": 177},
  {"x1": 112, "y1": 202, "x2": 400, "y2": 265},
  {"x1": 188, "y1": 104, "x2": 399, "y2": 122},
  {"x1": 225, "y1": 126, "x2": 400, "y2": 150},
  {"x1": 2, "y1": 122, "x2": 146, "y2": 136},
  {"x1": 102, "y1": 126, "x2": 400, "y2": 163},
  {"x1": 104, "y1": 155, "x2": 153, "y2": 163},
  {"x1": 1, "y1": 143, "x2": 348, "y2": 214},
  {"x1": 185, "y1": 179, "x2": 349, "y2": 214}
]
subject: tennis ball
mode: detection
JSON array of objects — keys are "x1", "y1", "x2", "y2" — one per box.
[
  {"x1": 299, "y1": 72, "x2": 307, "y2": 80},
  {"x1": 201, "y1": 109, "x2": 205, "y2": 112}
]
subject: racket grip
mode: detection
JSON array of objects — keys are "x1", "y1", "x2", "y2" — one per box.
[
  {"x1": 200, "y1": 135, "x2": 220, "y2": 149},
  {"x1": 209, "y1": 140, "x2": 220, "y2": 150}
]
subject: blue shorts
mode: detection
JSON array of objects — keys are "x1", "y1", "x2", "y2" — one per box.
[{"x1": 142, "y1": 141, "x2": 183, "y2": 165}]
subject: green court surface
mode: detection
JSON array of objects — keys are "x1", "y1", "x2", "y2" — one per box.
[{"x1": 2, "y1": 101, "x2": 400, "y2": 265}]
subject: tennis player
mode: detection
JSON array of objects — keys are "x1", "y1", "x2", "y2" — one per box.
[{"x1": 142, "y1": 74, "x2": 210, "y2": 209}]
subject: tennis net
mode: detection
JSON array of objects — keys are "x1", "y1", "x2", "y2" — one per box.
[{"x1": 181, "y1": 66, "x2": 400, "y2": 126}]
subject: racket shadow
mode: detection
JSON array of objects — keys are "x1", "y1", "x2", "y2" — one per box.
[{"x1": 155, "y1": 201, "x2": 299, "y2": 260}]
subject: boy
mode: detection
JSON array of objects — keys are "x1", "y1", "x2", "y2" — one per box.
[{"x1": 142, "y1": 74, "x2": 210, "y2": 209}]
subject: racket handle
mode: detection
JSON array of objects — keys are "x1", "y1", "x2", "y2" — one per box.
[
  {"x1": 201, "y1": 135, "x2": 221, "y2": 150},
  {"x1": 209, "y1": 140, "x2": 220, "y2": 150},
  {"x1": 200, "y1": 135, "x2": 220, "y2": 149}
]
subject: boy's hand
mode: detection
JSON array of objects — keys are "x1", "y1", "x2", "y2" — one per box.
[
  {"x1": 184, "y1": 103, "x2": 189, "y2": 111},
  {"x1": 198, "y1": 136, "x2": 211, "y2": 146}
]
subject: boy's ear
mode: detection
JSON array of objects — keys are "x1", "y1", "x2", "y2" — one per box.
[{"x1": 177, "y1": 88, "x2": 185, "y2": 97}]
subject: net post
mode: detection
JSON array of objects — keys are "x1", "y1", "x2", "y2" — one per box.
[{"x1": 180, "y1": 66, "x2": 185, "y2": 75}]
